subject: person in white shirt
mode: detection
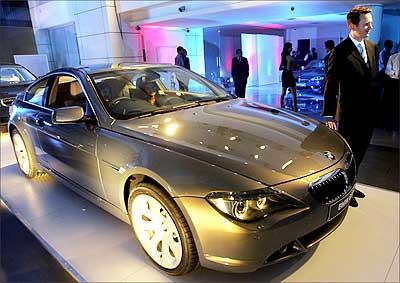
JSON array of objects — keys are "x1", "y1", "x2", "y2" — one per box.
[
  {"x1": 384, "y1": 45, "x2": 400, "y2": 131},
  {"x1": 385, "y1": 49, "x2": 400, "y2": 80},
  {"x1": 379, "y1": 40, "x2": 393, "y2": 73}
]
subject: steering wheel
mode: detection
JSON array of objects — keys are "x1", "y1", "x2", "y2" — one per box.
[{"x1": 108, "y1": 97, "x2": 131, "y2": 108}]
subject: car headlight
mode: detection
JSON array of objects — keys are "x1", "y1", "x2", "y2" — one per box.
[
  {"x1": 310, "y1": 76, "x2": 324, "y2": 81},
  {"x1": 206, "y1": 188, "x2": 304, "y2": 222}
]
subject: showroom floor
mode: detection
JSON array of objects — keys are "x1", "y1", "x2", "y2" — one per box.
[{"x1": 0, "y1": 89, "x2": 399, "y2": 282}]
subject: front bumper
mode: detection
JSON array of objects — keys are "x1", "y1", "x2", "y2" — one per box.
[
  {"x1": 175, "y1": 156, "x2": 355, "y2": 273},
  {"x1": 176, "y1": 191, "x2": 351, "y2": 273}
]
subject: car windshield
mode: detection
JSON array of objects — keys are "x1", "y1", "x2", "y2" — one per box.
[
  {"x1": 91, "y1": 66, "x2": 231, "y2": 119},
  {"x1": 0, "y1": 66, "x2": 36, "y2": 84}
]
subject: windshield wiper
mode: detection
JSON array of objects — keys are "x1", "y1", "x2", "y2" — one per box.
[
  {"x1": 131, "y1": 103, "x2": 199, "y2": 119},
  {"x1": 172, "y1": 102, "x2": 198, "y2": 109},
  {"x1": 131, "y1": 98, "x2": 229, "y2": 119},
  {"x1": 197, "y1": 96, "x2": 230, "y2": 105},
  {"x1": 131, "y1": 107, "x2": 175, "y2": 119}
]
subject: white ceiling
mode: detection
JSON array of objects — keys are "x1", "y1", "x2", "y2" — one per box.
[{"x1": 121, "y1": 0, "x2": 400, "y2": 30}]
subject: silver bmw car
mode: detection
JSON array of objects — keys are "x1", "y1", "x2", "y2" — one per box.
[{"x1": 8, "y1": 64, "x2": 356, "y2": 275}]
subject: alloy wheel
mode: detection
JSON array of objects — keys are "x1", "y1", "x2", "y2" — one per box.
[
  {"x1": 132, "y1": 193, "x2": 183, "y2": 269},
  {"x1": 12, "y1": 133, "x2": 30, "y2": 175}
]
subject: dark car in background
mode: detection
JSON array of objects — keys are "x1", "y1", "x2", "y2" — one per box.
[
  {"x1": 295, "y1": 60, "x2": 325, "y2": 94},
  {"x1": 284, "y1": 91, "x2": 325, "y2": 117},
  {"x1": 9, "y1": 64, "x2": 355, "y2": 275},
  {"x1": 0, "y1": 64, "x2": 36, "y2": 124},
  {"x1": 284, "y1": 60, "x2": 325, "y2": 117}
]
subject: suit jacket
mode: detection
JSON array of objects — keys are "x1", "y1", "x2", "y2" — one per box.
[
  {"x1": 323, "y1": 37, "x2": 380, "y2": 124},
  {"x1": 231, "y1": 57, "x2": 249, "y2": 82},
  {"x1": 323, "y1": 51, "x2": 332, "y2": 75}
]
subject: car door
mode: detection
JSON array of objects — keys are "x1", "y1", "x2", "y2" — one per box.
[
  {"x1": 35, "y1": 74, "x2": 105, "y2": 199},
  {"x1": 21, "y1": 78, "x2": 52, "y2": 167}
]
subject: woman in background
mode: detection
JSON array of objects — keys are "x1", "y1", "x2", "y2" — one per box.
[{"x1": 280, "y1": 42, "x2": 297, "y2": 112}]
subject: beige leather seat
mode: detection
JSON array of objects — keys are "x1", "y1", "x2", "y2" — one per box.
[
  {"x1": 64, "y1": 81, "x2": 84, "y2": 107},
  {"x1": 70, "y1": 81, "x2": 83, "y2": 97}
]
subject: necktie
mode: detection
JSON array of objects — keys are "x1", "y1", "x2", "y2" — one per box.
[{"x1": 357, "y1": 43, "x2": 368, "y2": 64}]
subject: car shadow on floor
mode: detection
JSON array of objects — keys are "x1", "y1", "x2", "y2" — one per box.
[{"x1": 147, "y1": 245, "x2": 319, "y2": 283}]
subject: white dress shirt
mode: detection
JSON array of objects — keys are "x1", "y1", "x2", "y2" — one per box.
[
  {"x1": 349, "y1": 34, "x2": 368, "y2": 63},
  {"x1": 385, "y1": 52, "x2": 400, "y2": 79}
]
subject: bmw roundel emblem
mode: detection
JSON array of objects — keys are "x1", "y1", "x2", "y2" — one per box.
[{"x1": 324, "y1": 151, "x2": 336, "y2": 160}]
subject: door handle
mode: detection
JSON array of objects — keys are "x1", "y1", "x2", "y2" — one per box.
[
  {"x1": 43, "y1": 120, "x2": 52, "y2": 127},
  {"x1": 34, "y1": 118, "x2": 45, "y2": 127}
]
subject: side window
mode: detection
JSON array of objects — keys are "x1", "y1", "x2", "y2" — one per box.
[
  {"x1": 187, "y1": 79, "x2": 214, "y2": 95},
  {"x1": 46, "y1": 75, "x2": 95, "y2": 118},
  {"x1": 25, "y1": 79, "x2": 48, "y2": 106},
  {"x1": 47, "y1": 76, "x2": 85, "y2": 109},
  {"x1": 158, "y1": 72, "x2": 180, "y2": 91}
]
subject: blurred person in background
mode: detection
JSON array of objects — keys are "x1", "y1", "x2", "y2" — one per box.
[
  {"x1": 231, "y1": 48, "x2": 249, "y2": 98},
  {"x1": 324, "y1": 40, "x2": 335, "y2": 73},
  {"x1": 280, "y1": 42, "x2": 297, "y2": 112},
  {"x1": 182, "y1": 48, "x2": 191, "y2": 70},
  {"x1": 384, "y1": 42, "x2": 400, "y2": 134}
]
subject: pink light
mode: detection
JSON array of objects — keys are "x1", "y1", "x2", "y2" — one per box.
[{"x1": 261, "y1": 24, "x2": 285, "y2": 29}]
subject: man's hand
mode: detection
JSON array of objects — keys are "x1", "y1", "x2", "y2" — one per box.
[{"x1": 325, "y1": 119, "x2": 337, "y2": 130}]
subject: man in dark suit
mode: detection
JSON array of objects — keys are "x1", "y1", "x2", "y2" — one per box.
[
  {"x1": 323, "y1": 40, "x2": 335, "y2": 73},
  {"x1": 231, "y1": 49, "x2": 249, "y2": 98},
  {"x1": 323, "y1": 6, "x2": 380, "y2": 205}
]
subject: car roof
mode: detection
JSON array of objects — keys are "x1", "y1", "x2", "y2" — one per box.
[
  {"x1": 49, "y1": 63, "x2": 178, "y2": 76},
  {"x1": 0, "y1": 63, "x2": 22, "y2": 68},
  {"x1": 86, "y1": 63, "x2": 178, "y2": 75}
]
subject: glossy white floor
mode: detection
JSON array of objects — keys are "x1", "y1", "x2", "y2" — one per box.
[{"x1": 1, "y1": 131, "x2": 399, "y2": 282}]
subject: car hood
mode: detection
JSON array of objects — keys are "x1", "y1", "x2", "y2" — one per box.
[
  {"x1": 115, "y1": 99, "x2": 346, "y2": 185},
  {"x1": 0, "y1": 81, "x2": 33, "y2": 98},
  {"x1": 297, "y1": 70, "x2": 324, "y2": 79}
]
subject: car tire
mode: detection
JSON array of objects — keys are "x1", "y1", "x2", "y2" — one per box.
[
  {"x1": 11, "y1": 129, "x2": 41, "y2": 178},
  {"x1": 128, "y1": 182, "x2": 199, "y2": 275}
]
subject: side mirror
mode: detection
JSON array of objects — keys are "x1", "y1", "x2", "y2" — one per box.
[{"x1": 52, "y1": 106, "x2": 84, "y2": 124}]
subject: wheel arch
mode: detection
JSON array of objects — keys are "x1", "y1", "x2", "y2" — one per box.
[
  {"x1": 8, "y1": 123, "x2": 16, "y2": 139},
  {"x1": 9, "y1": 123, "x2": 39, "y2": 165},
  {"x1": 120, "y1": 167, "x2": 176, "y2": 215}
]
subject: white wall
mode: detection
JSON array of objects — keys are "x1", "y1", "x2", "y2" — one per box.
[
  {"x1": 29, "y1": 0, "x2": 75, "y2": 29},
  {"x1": 287, "y1": 25, "x2": 349, "y2": 60},
  {"x1": 141, "y1": 27, "x2": 205, "y2": 75},
  {"x1": 286, "y1": 27, "x2": 318, "y2": 52},
  {"x1": 29, "y1": 0, "x2": 143, "y2": 69},
  {"x1": 117, "y1": 1, "x2": 168, "y2": 13},
  {"x1": 242, "y1": 34, "x2": 283, "y2": 86}
]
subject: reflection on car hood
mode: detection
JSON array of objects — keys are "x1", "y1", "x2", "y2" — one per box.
[
  {"x1": 116, "y1": 99, "x2": 345, "y2": 185},
  {"x1": 296, "y1": 70, "x2": 324, "y2": 79}
]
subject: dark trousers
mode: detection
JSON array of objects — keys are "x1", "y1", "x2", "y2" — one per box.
[
  {"x1": 383, "y1": 78, "x2": 399, "y2": 131},
  {"x1": 234, "y1": 80, "x2": 247, "y2": 98},
  {"x1": 338, "y1": 121, "x2": 374, "y2": 169}
]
